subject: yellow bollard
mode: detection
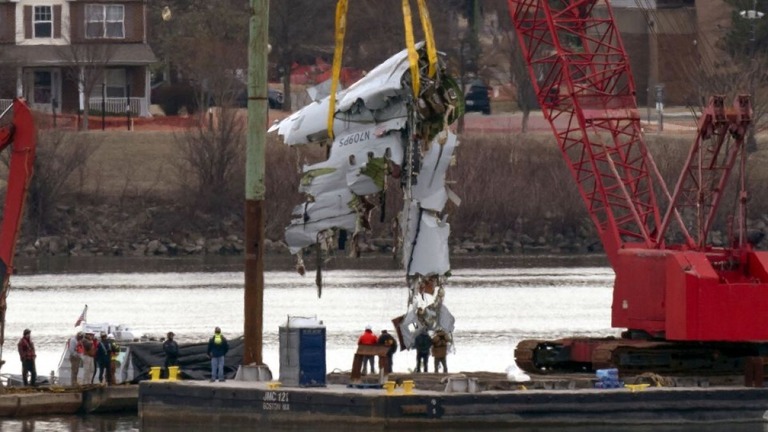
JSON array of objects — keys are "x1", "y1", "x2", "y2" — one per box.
[
  {"x1": 402, "y1": 380, "x2": 415, "y2": 394},
  {"x1": 383, "y1": 381, "x2": 396, "y2": 395},
  {"x1": 149, "y1": 367, "x2": 161, "y2": 381},
  {"x1": 168, "y1": 366, "x2": 180, "y2": 381}
]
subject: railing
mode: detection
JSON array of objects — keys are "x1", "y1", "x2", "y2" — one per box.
[
  {"x1": 0, "y1": 99, "x2": 11, "y2": 113},
  {"x1": 88, "y1": 97, "x2": 149, "y2": 117}
]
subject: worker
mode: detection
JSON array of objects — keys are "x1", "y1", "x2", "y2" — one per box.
[
  {"x1": 96, "y1": 332, "x2": 112, "y2": 384},
  {"x1": 17, "y1": 329, "x2": 36, "y2": 386},
  {"x1": 82, "y1": 332, "x2": 97, "y2": 384},
  {"x1": 163, "y1": 331, "x2": 180, "y2": 375},
  {"x1": 357, "y1": 325, "x2": 378, "y2": 375},
  {"x1": 414, "y1": 330, "x2": 432, "y2": 373},
  {"x1": 432, "y1": 329, "x2": 449, "y2": 373},
  {"x1": 378, "y1": 329, "x2": 397, "y2": 374},
  {"x1": 68, "y1": 331, "x2": 84, "y2": 386},
  {"x1": 108, "y1": 333, "x2": 120, "y2": 385},
  {"x1": 207, "y1": 327, "x2": 229, "y2": 382}
]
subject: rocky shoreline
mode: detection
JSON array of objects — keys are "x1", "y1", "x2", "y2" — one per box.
[{"x1": 16, "y1": 203, "x2": 768, "y2": 259}]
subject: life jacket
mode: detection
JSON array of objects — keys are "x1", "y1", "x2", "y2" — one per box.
[
  {"x1": 213, "y1": 334, "x2": 223, "y2": 345},
  {"x1": 110, "y1": 342, "x2": 120, "y2": 361},
  {"x1": 76, "y1": 340, "x2": 85, "y2": 355}
]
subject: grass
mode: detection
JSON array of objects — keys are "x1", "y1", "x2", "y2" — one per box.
[
  {"x1": 80, "y1": 131, "x2": 179, "y2": 197},
  {"x1": 15, "y1": 126, "x2": 768, "y2": 243}
]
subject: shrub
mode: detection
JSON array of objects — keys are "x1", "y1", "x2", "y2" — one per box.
[{"x1": 152, "y1": 83, "x2": 197, "y2": 116}]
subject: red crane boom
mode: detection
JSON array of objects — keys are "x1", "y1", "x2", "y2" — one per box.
[
  {"x1": 0, "y1": 99, "x2": 36, "y2": 367},
  {"x1": 508, "y1": 0, "x2": 768, "y2": 374}
]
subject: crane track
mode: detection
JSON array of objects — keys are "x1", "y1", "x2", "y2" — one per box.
[{"x1": 515, "y1": 338, "x2": 768, "y2": 376}]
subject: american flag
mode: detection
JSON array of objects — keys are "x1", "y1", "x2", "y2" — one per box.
[{"x1": 74, "y1": 305, "x2": 88, "y2": 327}]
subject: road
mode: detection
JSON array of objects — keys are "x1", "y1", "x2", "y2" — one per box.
[{"x1": 462, "y1": 110, "x2": 698, "y2": 134}]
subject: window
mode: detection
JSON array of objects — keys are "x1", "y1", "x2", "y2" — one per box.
[
  {"x1": 34, "y1": 6, "x2": 52, "y2": 38},
  {"x1": 91, "y1": 69, "x2": 127, "y2": 98},
  {"x1": 85, "y1": 4, "x2": 125, "y2": 39},
  {"x1": 105, "y1": 69, "x2": 127, "y2": 97},
  {"x1": 33, "y1": 71, "x2": 52, "y2": 104}
]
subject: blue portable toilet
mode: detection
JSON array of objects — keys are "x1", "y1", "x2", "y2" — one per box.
[{"x1": 279, "y1": 316, "x2": 326, "y2": 387}]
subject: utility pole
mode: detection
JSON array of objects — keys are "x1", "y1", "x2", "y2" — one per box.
[{"x1": 241, "y1": 0, "x2": 270, "y2": 380}]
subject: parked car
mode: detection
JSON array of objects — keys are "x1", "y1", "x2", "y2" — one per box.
[
  {"x1": 464, "y1": 81, "x2": 491, "y2": 115},
  {"x1": 268, "y1": 88, "x2": 285, "y2": 109},
  {"x1": 235, "y1": 88, "x2": 284, "y2": 109}
]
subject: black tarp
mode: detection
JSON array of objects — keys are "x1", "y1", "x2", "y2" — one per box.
[{"x1": 128, "y1": 336, "x2": 244, "y2": 382}]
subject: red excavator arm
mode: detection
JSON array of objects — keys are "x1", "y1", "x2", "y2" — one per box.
[
  {"x1": 508, "y1": 1, "x2": 768, "y2": 374},
  {"x1": 0, "y1": 99, "x2": 36, "y2": 365}
]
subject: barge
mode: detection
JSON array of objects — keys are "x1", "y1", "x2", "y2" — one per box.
[{"x1": 138, "y1": 372, "x2": 768, "y2": 430}]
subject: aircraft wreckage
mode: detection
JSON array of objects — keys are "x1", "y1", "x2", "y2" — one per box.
[{"x1": 269, "y1": 44, "x2": 463, "y2": 349}]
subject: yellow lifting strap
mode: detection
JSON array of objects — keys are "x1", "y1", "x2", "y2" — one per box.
[
  {"x1": 328, "y1": 0, "x2": 437, "y2": 138},
  {"x1": 328, "y1": 0, "x2": 349, "y2": 141},
  {"x1": 402, "y1": 0, "x2": 438, "y2": 99},
  {"x1": 401, "y1": 0, "x2": 420, "y2": 98},
  {"x1": 416, "y1": 0, "x2": 438, "y2": 79}
]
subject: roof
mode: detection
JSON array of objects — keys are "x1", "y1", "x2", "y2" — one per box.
[{"x1": 0, "y1": 44, "x2": 157, "y2": 67}]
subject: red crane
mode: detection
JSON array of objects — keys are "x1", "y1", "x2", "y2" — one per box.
[
  {"x1": 507, "y1": 0, "x2": 767, "y2": 374},
  {"x1": 0, "y1": 99, "x2": 36, "y2": 368}
]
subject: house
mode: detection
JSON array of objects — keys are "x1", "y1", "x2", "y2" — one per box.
[
  {"x1": 0, "y1": 0, "x2": 156, "y2": 117},
  {"x1": 609, "y1": 0, "x2": 732, "y2": 105}
]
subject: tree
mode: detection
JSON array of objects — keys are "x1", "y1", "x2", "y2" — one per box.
[
  {"x1": 723, "y1": 0, "x2": 768, "y2": 57},
  {"x1": 723, "y1": 0, "x2": 768, "y2": 152},
  {"x1": 56, "y1": 42, "x2": 118, "y2": 131},
  {"x1": 172, "y1": 106, "x2": 245, "y2": 219},
  {"x1": 269, "y1": 0, "x2": 335, "y2": 111},
  {"x1": 26, "y1": 130, "x2": 99, "y2": 235},
  {"x1": 639, "y1": 2, "x2": 767, "y2": 152},
  {"x1": 147, "y1": 0, "x2": 249, "y2": 112}
]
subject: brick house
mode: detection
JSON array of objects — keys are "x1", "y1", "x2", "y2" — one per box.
[
  {"x1": 0, "y1": 0, "x2": 156, "y2": 117},
  {"x1": 609, "y1": 0, "x2": 732, "y2": 106}
]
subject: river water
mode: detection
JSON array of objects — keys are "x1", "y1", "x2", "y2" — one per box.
[{"x1": 2, "y1": 254, "x2": 767, "y2": 432}]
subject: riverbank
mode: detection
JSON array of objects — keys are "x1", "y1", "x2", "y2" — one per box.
[{"x1": 11, "y1": 127, "x2": 768, "y2": 261}]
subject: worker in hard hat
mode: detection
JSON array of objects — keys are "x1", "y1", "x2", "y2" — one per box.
[
  {"x1": 378, "y1": 329, "x2": 397, "y2": 373},
  {"x1": 357, "y1": 325, "x2": 378, "y2": 375},
  {"x1": 207, "y1": 327, "x2": 230, "y2": 382},
  {"x1": 96, "y1": 332, "x2": 111, "y2": 385},
  {"x1": 432, "y1": 329, "x2": 449, "y2": 373},
  {"x1": 414, "y1": 330, "x2": 432, "y2": 373},
  {"x1": 163, "y1": 331, "x2": 180, "y2": 373}
]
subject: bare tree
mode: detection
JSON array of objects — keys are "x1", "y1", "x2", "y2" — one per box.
[
  {"x1": 639, "y1": 3, "x2": 768, "y2": 152},
  {"x1": 269, "y1": 0, "x2": 335, "y2": 111},
  {"x1": 503, "y1": 29, "x2": 537, "y2": 131},
  {"x1": 56, "y1": 42, "x2": 118, "y2": 131},
  {"x1": 160, "y1": 0, "x2": 248, "y2": 112},
  {"x1": 172, "y1": 107, "x2": 245, "y2": 219},
  {"x1": 26, "y1": 130, "x2": 100, "y2": 235}
]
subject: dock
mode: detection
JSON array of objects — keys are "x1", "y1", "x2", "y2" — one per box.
[
  {"x1": 0, "y1": 384, "x2": 138, "y2": 417},
  {"x1": 138, "y1": 372, "x2": 768, "y2": 429}
]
